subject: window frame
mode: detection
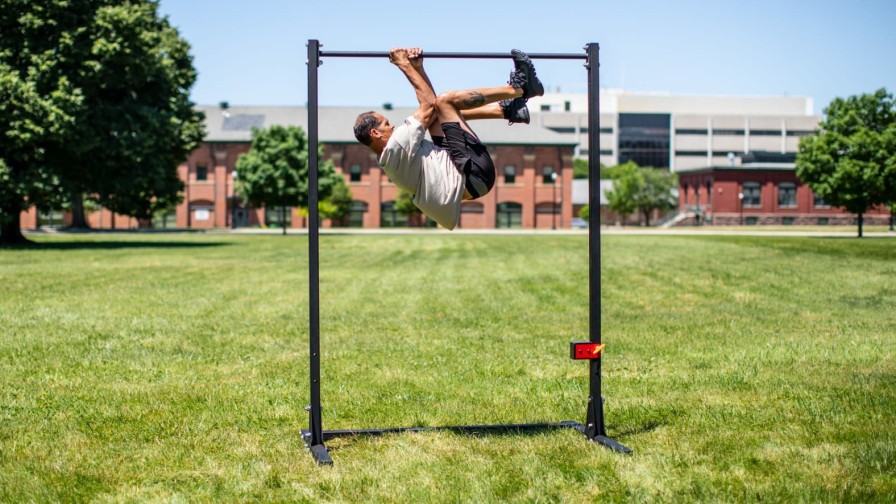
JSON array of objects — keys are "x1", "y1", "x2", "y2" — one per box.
[
  {"x1": 777, "y1": 182, "x2": 797, "y2": 208},
  {"x1": 742, "y1": 182, "x2": 761, "y2": 208}
]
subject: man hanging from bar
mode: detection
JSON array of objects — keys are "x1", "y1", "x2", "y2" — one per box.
[{"x1": 353, "y1": 47, "x2": 543, "y2": 229}]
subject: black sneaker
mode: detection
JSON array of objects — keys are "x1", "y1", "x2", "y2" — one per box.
[
  {"x1": 499, "y1": 98, "x2": 530, "y2": 125},
  {"x1": 509, "y1": 49, "x2": 544, "y2": 99}
]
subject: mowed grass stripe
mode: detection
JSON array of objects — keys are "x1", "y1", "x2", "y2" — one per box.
[{"x1": 0, "y1": 233, "x2": 893, "y2": 502}]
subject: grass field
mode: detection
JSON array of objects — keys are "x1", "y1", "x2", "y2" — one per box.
[{"x1": 1, "y1": 232, "x2": 894, "y2": 502}]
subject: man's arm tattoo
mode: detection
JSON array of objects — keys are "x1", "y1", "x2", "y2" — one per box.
[{"x1": 461, "y1": 92, "x2": 486, "y2": 108}]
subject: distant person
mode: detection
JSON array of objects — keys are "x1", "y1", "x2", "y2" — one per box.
[{"x1": 353, "y1": 47, "x2": 543, "y2": 229}]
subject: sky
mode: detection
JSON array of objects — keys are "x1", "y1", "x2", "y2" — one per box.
[{"x1": 157, "y1": 0, "x2": 896, "y2": 115}]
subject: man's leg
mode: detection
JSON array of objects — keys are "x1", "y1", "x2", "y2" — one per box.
[
  {"x1": 433, "y1": 85, "x2": 520, "y2": 137},
  {"x1": 461, "y1": 99, "x2": 529, "y2": 124}
]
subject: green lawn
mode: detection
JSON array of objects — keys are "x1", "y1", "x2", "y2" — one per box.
[{"x1": 1, "y1": 233, "x2": 894, "y2": 502}]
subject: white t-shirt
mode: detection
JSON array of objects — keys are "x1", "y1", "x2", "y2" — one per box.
[{"x1": 378, "y1": 116, "x2": 465, "y2": 230}]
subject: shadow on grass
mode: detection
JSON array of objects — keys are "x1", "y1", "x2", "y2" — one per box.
[
  {"x1": 683, "y1": 234, "x2": 896, "y2": 262},
  {"x1": 613, "y1": 420, "x2": 664, "y2": 438},
  {"x1": 4, "y1": 240, "x2": 230, "y2": 250},
  {"x1": 316, "y1": 420, "x2": 636, "y2": 456}
]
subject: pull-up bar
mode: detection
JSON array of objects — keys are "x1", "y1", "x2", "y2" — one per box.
[
  {"x1": 303, "y1": 39, "x2": 630, "y2": 465},
  {"x1": 319, "y1": 50, "x2": 586, "y2": 60}
]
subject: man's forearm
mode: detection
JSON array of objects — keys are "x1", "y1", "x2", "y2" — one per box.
[{"x1": 396, "y1": 61, "x2": 436, "y2": 107}]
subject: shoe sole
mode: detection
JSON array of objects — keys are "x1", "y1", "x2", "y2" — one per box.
[{"x1": 511, "y1": 50, "x2": 544, "y2": 99}]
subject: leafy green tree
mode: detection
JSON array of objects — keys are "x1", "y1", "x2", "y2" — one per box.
[
  {"x1": 61, "y1": 1, "x2": 203, "y2": 228},
  {"x1": 319, "y1": 175, "x2": 353, "y2": 226},
  {"x1": 395, "y1": 188, "x2": 424, "y2": 226},
  {"x1": 573, "y1": 157, "x2": 611, "y2": 179},
  {"x1": 796, "y1": 88, "x2": 896, "y2": 237},
  {"x1": 579, "y1": 204, "x2": 590, "y2": 222},
  {"x1": 573, "y1": 158, "x2": 589, "y2": 179},
  {"x1": 604, "y1": 162, "x2": 641, "y2": 225},
  {"x1": 634, "y1": 167, "x2": 678, "y2": 226},
  {"x1": 0, "y1": 0, "x2": 203, "y2": 242},
  {"x1": 0, "y1": 1, "x2": 83, "y2": 245},
  {"x1": 235, "y1": 125, "x2": 337, "y2": 234}
]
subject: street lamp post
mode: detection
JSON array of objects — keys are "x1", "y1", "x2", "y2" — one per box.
[
  {"x1": 551, "y1": 171, "x2": 558, "y2": 230},
  {"x1": 231, "y1": 170, "x2": 238, "y2": 229},
  {"x1": 738, "y1": 191, "x2": 744, "y2": 226}
]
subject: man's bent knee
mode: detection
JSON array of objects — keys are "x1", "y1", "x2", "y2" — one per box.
[{"x1": 438, "y1": 90, "x2": 485, "y2": 110}]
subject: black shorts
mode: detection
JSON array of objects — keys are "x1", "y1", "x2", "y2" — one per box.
[{"x1": 432, "y1": 122, "x2": 495, "y2": 200}]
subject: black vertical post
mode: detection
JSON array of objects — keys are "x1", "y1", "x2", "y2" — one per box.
[
  {"x1": 305, "y1": 39, "x2": 331, "y2": 464},
  {"x1": 584, "y1": 42, "x2": 604, "y2": 440},
  {"x1": 584, "y1": 42, "x2": 631, "y2": 454}
]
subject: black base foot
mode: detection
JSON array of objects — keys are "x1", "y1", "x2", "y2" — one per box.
[
  {"x1": 301, "y1": 430, "x2": 333, "y2": 465},
  {"x1": 593, "y1": 434, "x2": 632, "y2": 454}
]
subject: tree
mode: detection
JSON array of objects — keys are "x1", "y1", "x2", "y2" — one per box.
[
  {"x1": 0, "y1": 0, "x2": 203, "y2": 242},
  {"x1": 318, "y1": 175, "x2": 353, "y2": 226},
  {"x1": 796, "y1": 88, "x2": 896, "y2": 237},
  {"x1": 235, "y1": 125, "x2": 337, "y2": 234},
  {"x1": 0, "y1": 2, "x2": 82, "y2": 245},
  {"x1": 395, "y1": 188, "x2": 424, "y2": 226},
  {"x1": 573, "y1": 157, "x2": 610, "y2": 179},
  {"x1": 604, "y1": 162, "x2": 641, "y2": 225},
  {"x1": 59, "y1": 1, "x2": 203, "y2": 228},
  {"x1": 579, "y1": 204, "x2": 590, "y2": 223},
  {"x1": 633, "y1": 167, "x2": 678, "y2": 226}
]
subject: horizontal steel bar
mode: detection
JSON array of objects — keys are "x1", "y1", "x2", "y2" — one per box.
[
  {"x1": 320, "y1": 421, "x2": 584, "y2": 441},
  {"x1": 319, "y1": 50, "x2": 586, "y2": 60}
]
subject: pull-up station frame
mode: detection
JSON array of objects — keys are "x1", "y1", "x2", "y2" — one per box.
[{"x1": 303, "y1": 40, "x2": 630, "y2": 465}]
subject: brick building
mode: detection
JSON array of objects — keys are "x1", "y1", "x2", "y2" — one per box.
[
  {"x1": 18, "y1": 91, "x2": 894, "y2": 230},
  {"x1": 676, "y1": 153, "x2": 891, "y2": 226}
]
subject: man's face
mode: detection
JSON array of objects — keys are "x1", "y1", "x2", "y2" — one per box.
[{"x1": 372, "y1": 113, "x2": 394, "y2": 144}]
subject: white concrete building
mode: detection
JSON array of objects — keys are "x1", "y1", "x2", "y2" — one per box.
[{"x1": 525, "y1": 91, "x2": 821, "y2": 171}]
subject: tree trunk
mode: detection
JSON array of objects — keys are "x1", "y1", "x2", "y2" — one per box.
[
  {"x1": 280, "y1": 207, "x2": 286, "y2": 235},
  {"x1": 69, "y1": 192, "x2": 90, "y2": 229},
  {"x1": 889, "y1": 208, "x2": 894, "y2": 232},
  {"x1": 857, "y1": 212, "x2": 864, "y2": 238},
  {"x1": 0, "y1": 205, "x2": 33, "y2": 246},
  {"x1": 643, "y1": 209, "x2": 651, "y2": 227}
]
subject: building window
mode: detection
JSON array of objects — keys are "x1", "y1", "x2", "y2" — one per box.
[
  {"x1": 813, "y1": 193, "x2": 830, "y2": 208},
  {"x1": 675, "y1": 150, "x2": 708, "y2": 157},
  {"x1": 618, "y1": 113, "x2": 670, "y2": 169},
  {"x1": 540, "y1": 104, "x2": 550, "y2": 111},
  {"x1": 348, "y1": 201, "x2": 367, "y2": 227},
  {"x1": 349, "y1": 164, "x2": 362, "y2": 182},
  {"x1": 152, "y1": 209, "x2": 176, "y2": 229},
  {"x1": 196, "y1": 165, "x2": 208, "y2": 181},
  {"x1": 750, "y1": 129, "x2": 782, "y2": 136},
  {"x1": 675, "y1": 128, "x2": 708, "y2": 135},
  {"x1": 745, "y1": 216, "x2": 759, "y2": 225},
  {"x1": 786, "y1": 130, "x2": 814, "y2": 137},
  {"x1": 712, "y1": 129, "x2": 745, "y2": 136},
  {"x1": 742, "y1": 182, "x2": 761, "y2": 208},
  {"x1": 380, "y1": 201, "x2": 404, "y2": 228},
  {"x1": 597, "y1": 127, "x2": 610, "y2": 134},
  {"x1": 778, "y1": 182, "x2": 797, "y2": 208},
  {"x1": 817, "y1": 217, "x2": 829, "y2": 225},
  {"x1": 37, "y1": 209, "x2": 64, "y2": 228},
  {"x1": 564, "y1": 101, "x2": 571, "y2": 112},
  {"x1": 542, "y1": 166, "x2": 556, "y2": 184},
  {"x1": 496, "y1": 202, "x2": 522, "y2": 228},
  {"x1": 599, "y1": 149, "x2": 613, "y2": 156},
  {"x1": 265, "y1": 206, "x2": 292, "y2": 227},
  {"x1": 461, "y1": 202, "x2": 484, "y2": 213},
  {"x1": 782, "y1": 216, "x2": 795, "y2": 225},
  {"x1": 504, "y1": 165, "x2": 516, "y2": 184}
]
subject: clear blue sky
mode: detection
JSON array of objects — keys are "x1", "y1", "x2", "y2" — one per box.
[{"x1": 157, "y1": 0, "x2": 896, "y2": 115}]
